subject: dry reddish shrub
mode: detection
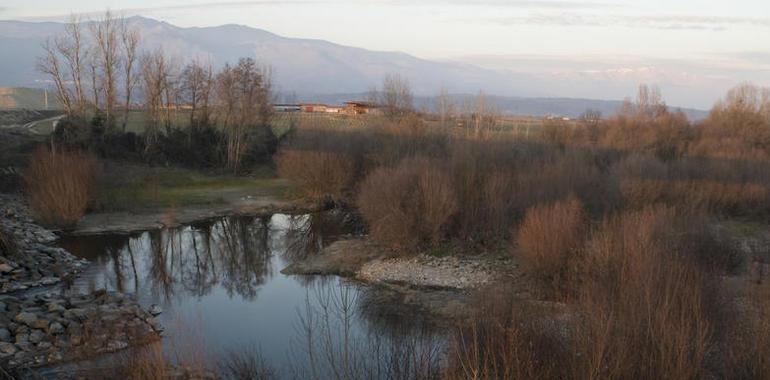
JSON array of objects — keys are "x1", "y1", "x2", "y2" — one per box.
[
  {"x1": 275, "y1": 149, "x2": 355, "y2": 202},
  {"x1": 444, "y1": 289, "x2": 569, "y2": 380},
  {"x1": 619, "y1": 178, "x2": 768, "y2": 215},
  {"x1": 574, "y1": 206, "x2": 720, "y2": 380},
  {"x1": 357, "y1": 156, "x2": 457, "y2": 251},
  {"x1": 514, "y1": 196, "x2": 586, "y2": 296},
  {"x1": 23, "y1": 146, "x2": 100, "y2": 228}
]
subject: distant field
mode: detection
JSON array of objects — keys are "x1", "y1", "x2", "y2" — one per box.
[
  {"x1": 117, "y1": 110, "x2": 367, "y2": 136},
  {"x1": 0, "y1": 87, "x2": 61, "y2": 110}
]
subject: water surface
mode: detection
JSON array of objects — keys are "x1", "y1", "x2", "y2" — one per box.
[{"x1": 58, "y1": 212, "x2": 444, "y2": 378}]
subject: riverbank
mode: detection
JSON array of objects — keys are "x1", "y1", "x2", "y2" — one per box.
[
  {"x1": 282, "y1": 238, "x2": 533, "y2": 320},
  {"x1": 0, "y1": 195, "x2": 162, "y2": 371}
]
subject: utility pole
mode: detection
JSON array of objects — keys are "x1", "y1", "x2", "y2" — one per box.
[{"x1": 44, "y1": 89, "x2": 49, "y2": 110}]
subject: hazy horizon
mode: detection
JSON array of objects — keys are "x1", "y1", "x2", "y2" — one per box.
[{"x1": 1, "y1": 0, "x2": 769, "y2": 109}]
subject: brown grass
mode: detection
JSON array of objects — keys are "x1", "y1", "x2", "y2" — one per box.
[
  {"x1": 514, "y1": 196, "x2": 586, "y2": 296},
  {"x1": 23, "y1": 146, "x2": 100, "y2": 228}
]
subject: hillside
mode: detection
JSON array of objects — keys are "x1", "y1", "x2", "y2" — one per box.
[{"x1": 0, "y1": 17, "x2": 708, "y2": 118}]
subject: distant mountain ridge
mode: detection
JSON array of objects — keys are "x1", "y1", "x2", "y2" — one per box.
[{"x1": 0, "y1": 17, "x2": 708, "y2": 118}]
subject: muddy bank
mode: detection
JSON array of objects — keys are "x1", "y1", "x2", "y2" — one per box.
[{"x1": 72, "y1": 197, "x2": 323, "y2": 236}]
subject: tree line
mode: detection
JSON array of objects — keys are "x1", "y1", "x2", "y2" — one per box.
[{"x1": 37, "y1": 12, "x2": 273, "y2": 173}]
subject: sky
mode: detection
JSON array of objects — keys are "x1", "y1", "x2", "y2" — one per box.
[{"x1": 2, "y1": 0, "x2": 769, "y2": 108}]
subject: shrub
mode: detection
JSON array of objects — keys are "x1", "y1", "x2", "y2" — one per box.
[
  {"x1": 514, "y1": 196, "x2": 586, "y2": 296},
  {"x1": 619, "y1": 178, "x2": 768, "y2": 215},
  {"x1": 23, "y1": 146, "x2": 101, "y2": 228},
  {"x1": 357, "y1": 156, "x2": 457, "y2": 251},
  {"x1": 444, "y1": 288, "x2": 569, "y2": 380},
  {"x1": 275, "y1": 150, "x2": 356, "y2": 202},
  {"x1": 574, "y1": 206, "x2": 721, "y2": 380}
]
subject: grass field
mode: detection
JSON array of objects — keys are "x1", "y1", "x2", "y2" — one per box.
[{"x1": 94, "y1": 162, "x2": 291, "y2": 212}]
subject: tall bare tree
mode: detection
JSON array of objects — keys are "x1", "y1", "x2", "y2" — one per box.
[
  {"x1": 119, "y1": 18, "x2": 140, "y2": 132},
  {"x1": 181, "y1": 60, "x2": 214, "y2": 131},
  {"x1": 37, "y1": 39, "x2": 73, "y2": 116},
  {"x1": 91, "y1": 11, "x2": 121, "y2": 130},
  {"x1": 140, "y1": 50, "x2": 170, "y2": 147},
  {"x1": 88, "y1": 53, "x2": 101, "y2": 111},
  {"x1": 56, "y1": 15, "x2": 87, "y2": 117},
  {"x1": 215, "y1": 58, "x2": 272, "y2": 173}
]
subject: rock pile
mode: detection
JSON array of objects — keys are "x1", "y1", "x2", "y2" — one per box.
[
  {"x1": 0, "y1": 291, "x2": 162, "y2": 369},
  {"x1": 0, "y1": 194, "x2": 88, "y2": 293}
]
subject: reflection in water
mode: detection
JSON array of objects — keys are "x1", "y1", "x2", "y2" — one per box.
[
  {"x1": 290, "y1": 283, "x2": 445, "y2": 380},
  {"x1": 59, "y1": 213, "x2": 444, "y2": 378},
  {"x1": 66, "y1": 216, "x2": 282, "y2": 301}
]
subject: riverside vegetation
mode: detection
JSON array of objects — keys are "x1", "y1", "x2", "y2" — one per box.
[
  {"x1": 276, "y1": 83, "x2": 770, "y2": 380},
  {"x1": 4, "y1": 11, "x2": 770, "y2": 379}
]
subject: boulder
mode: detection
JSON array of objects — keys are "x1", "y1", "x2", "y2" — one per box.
[
  {"x1": 0, "y1": 342, "x2": 16, "y2": 356},
  {"x1": 28, "y1": 330, "x2": 44, "y2": 344},
  {"x1": 0, "y1": 328, "x2": 10, "y2": 342},
  {"x1": 48, "y1": 322, "x2": 64, "y2": 335},
  {"x1": 14, "y1": 312, "x2": 37, "y2": 326}
]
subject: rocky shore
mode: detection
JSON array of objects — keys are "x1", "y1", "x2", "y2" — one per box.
[
  {"x1": 358, "y1": 254, "x2": 514, "y2": 290},
  {"x1": 0, "y1": 291, "x2": 162, "y2": 369},
  {"x1": 0, "y1": 195, "x2": 162, "y2": 371},
  {"x1": 0, "y1": 195, "x2": 88, "y2": 293}
]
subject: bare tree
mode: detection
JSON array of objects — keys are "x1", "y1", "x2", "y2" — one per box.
[
  {"x1": 466, "y1": 91, "x2": 499, "y2": 137},
  {"x1": 215, "y1": 57, "x2": 272, "y2": 173},
  {"x1": 91, "y1": 11, "x2": 121, "y2": 130},
  {"x1": 55, "y1": 15, "x2": 87, "y2": 117},
  {"x1": 162, "y1": 59, "x2": 181, "y2": 134},
  {"x1": 435, "y1": 87, "x2": 455, "y2": 128},
  {"x1": 140, "y1": 50, "x2": 170, "y2": 147},
  {"x1": 380, "y1": 73, "x2": 413, "y2": 119},
  {"x1": 38, "y1": 39, "x2": 73, "y2": 116},
  {"x1": 119, "y1": 18, "x2": 140, "y2": 132},
  {"x1": 88, "y1": 53, "x2": 101, "y2": 111},
  {"x1": 579, "y1": 109, "x2": 602, "y2": 145},
  {"x1": 181, "y1": 60, "x2": 214, "y2": 131}
]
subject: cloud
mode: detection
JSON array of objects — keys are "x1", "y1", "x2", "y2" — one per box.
[
  {"x1": 486, "y1": 13, "x2": 770, "y2": 31},
  {"x1": 13, "y1": 0, "x2": 620, "y2": 21}
]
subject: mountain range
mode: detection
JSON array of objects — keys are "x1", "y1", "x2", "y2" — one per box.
[{"x1": 0, "y1": 16, "x2": 708, "y2": 119}]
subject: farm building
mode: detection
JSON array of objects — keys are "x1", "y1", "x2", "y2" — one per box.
[
  {"x1": 274, "y1": 104, "x2": 301, "y2": 112},
  {"x1": 301, "y1": 103, "x2": 328, "y2": 113},
  {"x1": 343, "y1": 101, "x2": 379, "y2": 115}
]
